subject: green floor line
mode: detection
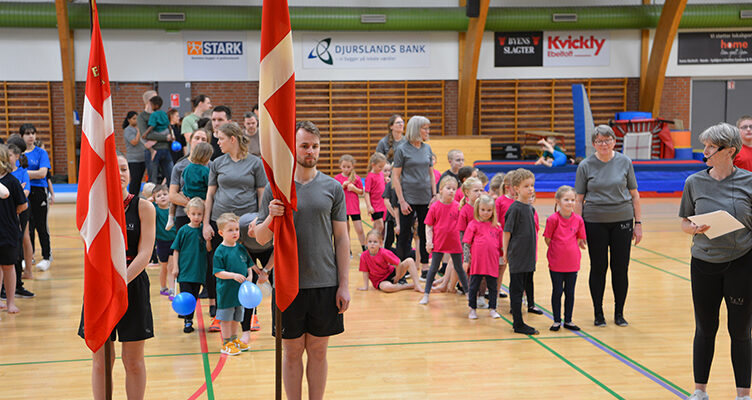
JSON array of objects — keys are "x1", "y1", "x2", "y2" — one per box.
[
  {"x1": 0, "y1": 351, "x2": 214, "y2": 367},
  {"x1": 631, "y1": 257, "x2": 690, "y2": 282},
  {"x1": 201, "y1": 353, "x2": 214, "y2": 400},
  {"x1": 634, "y1": 244, "x2": 690, "y2": 265}
]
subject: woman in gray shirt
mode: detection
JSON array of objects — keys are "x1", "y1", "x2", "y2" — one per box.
[
  {"x1": 122, "y1": 111, "x2": 146, "y2": 196},
  {"x1": 375, "y1": 114, "x2": 405, "y2": 163},
  {"x1": 392, "y1": 115, "x2": 436, "y2": 272},
  {"x1": 679, "y1": 123, "x2": 752, "y2": 400},
  {"x1": 575, "y1": 125, "x2": 642, "y2": 328}
]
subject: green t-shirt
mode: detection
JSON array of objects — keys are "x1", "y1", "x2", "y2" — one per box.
[
  {"x1": 171, "y1": 224, "x2": 207, "y2": 283},
  {"x1": 181, "y1": 113, "x2": 200, "y2": 135},
  {"x1": 213, "y1": 243, "x2": 252, "y2": 308},
  {"x1": 154, "y1": 204, "x2": 177, "y2": 242}
]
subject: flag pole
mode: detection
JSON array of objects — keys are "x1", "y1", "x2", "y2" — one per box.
[
  {"x1": 275, "y1": 300, "x2": 282, "y2": 400},
  {"x1": 104, "y1": 339, "x2": 113, "y2": 400}
]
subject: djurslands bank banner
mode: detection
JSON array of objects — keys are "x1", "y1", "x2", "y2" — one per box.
[
  {"x1": 302, "y1": 33, "x2": 431, "y2": 69},
  {"x1": 543, "y1": 31, "x2": 610, "y2": 67}
]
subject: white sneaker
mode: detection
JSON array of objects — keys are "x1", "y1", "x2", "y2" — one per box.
[
  {"x1": 418, "y1": 294, "x2": 429, "y2": 305},
  {"x1": 489, "y1": 310, "x2": 501, "y2": 319},
  {"x1": 36, "y1": 259, "x2": 51, "y2": 271},
  {"x1": 477, "y1": 297, "x2": 489, "y2": 309},
  {"x1": 468, "y1": 309, "x2": 478, "y2": 319},
  {"x1": 686, "y1": 389, "x2": 709, "y2": 400}
]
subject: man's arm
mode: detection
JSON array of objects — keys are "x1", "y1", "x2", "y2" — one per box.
[{"x1": 332, "y1": 220, "x2": 351, "y2": 313}]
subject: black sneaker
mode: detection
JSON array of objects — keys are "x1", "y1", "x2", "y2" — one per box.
[
  {"x1": 614, "y1": 315, "x2": 629, "y2": 327},
  {"x1": 513, "y1": 323, "x2": 539, "y2": 335},
  {"x1": 15, "y1": 287, "x2": 35, "y2": 298},
  {"x1": 419, "y1": 270, "x2": 427, "y2": 282},
  {"x1": 549, "y1": 323, "x2": 561, "y2": 331},
  {"x1": 397, "y1": 277, "x2": 408, "y2": 285},
  {"x1": 499, "y1": 292, "x2": 508, "y2": 298},
  {"x1": 527, "y1": 307, "x2": 543, "y2": 315},
  {"x1": 0, "y1": 287, "x2": 5, "y2": 300},
  {"x1": 594, "y1": 315, "x2": 607, "y2": 327},
  {"x1": 563, "y1": 322, "x2": 581, "y2": 331},
  {"x1": 183, "y1": 320, "x2": 195, "y2": 333}
]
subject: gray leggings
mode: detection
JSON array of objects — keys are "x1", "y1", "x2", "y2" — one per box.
[{"x1": 424, "y1": 252, "x2": 468, "y2": 295}]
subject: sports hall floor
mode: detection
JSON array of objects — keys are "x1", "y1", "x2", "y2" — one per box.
[{"x1": 0, "y1": 198, "x2": 734, "y2": 399}]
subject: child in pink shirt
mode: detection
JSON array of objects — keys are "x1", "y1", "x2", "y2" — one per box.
[
  {"x1": 335, "y1": 154, "x2": 366, "y2": 252},
  {"x1": 543, "y1": 185, "x2": 586, "y2": 331},
  {"x1": 419, "y1": 176, "x2": 469, "y2": 305},
  {"x1": 358, "y1": 230, "x2": 423, "y2": 292},
  {"x1": 365, "y1": 153, "x2": 387, "y2": 236},
  {"x1": 464, "y1": 195, "x2": 503, "y2": 319}
]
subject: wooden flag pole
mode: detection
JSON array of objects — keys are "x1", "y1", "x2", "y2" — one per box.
[
  {"x1": 104, "y1": 338, "x2": 113, "y2": 400},
  {"x1": 275, "y1": 299, "x2": 282, "y2": 400}
]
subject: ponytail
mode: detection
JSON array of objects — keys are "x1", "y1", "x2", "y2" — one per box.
[{"x1": 122, "y1": 111, "x2": 137, "y2": 130}]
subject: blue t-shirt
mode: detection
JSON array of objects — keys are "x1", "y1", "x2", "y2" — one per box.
[
  {"x1": 10, "y1": 167, "x2": 30, "y2": 203},
  {"x1": 25, "y1": 146, "x2": 51, "y2": 188},
  {"x1": 148, "y1": 110, "x2": 170, "y2": 132}
]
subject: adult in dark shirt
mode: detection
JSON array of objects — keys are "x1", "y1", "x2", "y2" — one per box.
[
  {"x1": 209, "y1": 106, "x2": 232, "y2": 160},
  {"x1": 168, "y1": 108, "x2": 185, "y2": 164},
  {"x1": 137, "y1": 90, "x2": 157, "y2": 183},
  {"x1": 439, "y1": 149, "x2": 465, "y2": 186}
]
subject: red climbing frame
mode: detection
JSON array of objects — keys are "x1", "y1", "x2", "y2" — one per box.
[{"x1": 609, "y1": 118, "x2": 675, "y2": 159}]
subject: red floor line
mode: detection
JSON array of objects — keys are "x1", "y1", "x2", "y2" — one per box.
[{"x1": 187, "y1": 299, "x2": 228, "y2": 400}]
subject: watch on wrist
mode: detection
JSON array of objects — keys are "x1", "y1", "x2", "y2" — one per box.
[{"x1": 634, "y1": 221, "x2": 642, "y2": 225}]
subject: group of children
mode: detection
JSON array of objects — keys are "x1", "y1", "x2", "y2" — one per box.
[{"x1": 350, "y1": 149, "x2": 587, "y2": 336}]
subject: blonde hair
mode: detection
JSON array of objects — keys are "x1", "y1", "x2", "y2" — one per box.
[
  {"x1": 458, "y1": 177, "x2": 482, "y2": 210},
  {"x1": 438, "y1": 175, "x2": 458, "y2": 192},
  {"x1": 217, "y1": 212, "x2": 239, "y2": 230},
  {"x1": 511, "y1": 168, "x2": 534, "y2": 188},
  {"x1": 217, "y1": 122, "x2": 249, "y2": 158},
  {"x1": 369, "y1": 152, "x2": 386, "y2": 167},
  {"x1": 405, "y1": 115, "x2": 430, "y2": 143},
  {"x1": 0, "y1": 145, "x2": 12, "y2": 174},
  {"x1": 554, "y1": 185, "x2": 576, "y2": 213},
  {"x1": 339, "y1": 154, "x2": 356, "y2": 181},
  {"x1": 185, "y1": 197, "x2": 205, "y2": 214},
  {"x1": 489, "y1": 172, "x2": 505, "y2": 195},
  {"x1": 366, "y1": 229, "x2": 382, "y2": 242},
  {"x1": 476, "y1": 170, "x2": 488, "y2": 186},
  {"x1": 474, "y1": 194, "x2": 498, "y2": 227},
  {"x1": 189, "y1": 142, "x2": 213, "y2": 165},
  {"x1": 141, "y1": 182, "x2": 156, "y2": 199}
]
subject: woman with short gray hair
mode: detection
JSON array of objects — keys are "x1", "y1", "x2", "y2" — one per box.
[
  {"x1": 392, "y1": 115, "x2": 435, "y2": 274},
  {"x1": 679, "y1": 122, "x2": 752, "y2": 400},
  {"x1": 575, "y1": 124, "x2": 642, "y2": 328}
]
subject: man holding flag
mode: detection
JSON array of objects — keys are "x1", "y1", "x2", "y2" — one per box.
[
  {"x1": 255, "y1": 120, "x2": 351, "y2": 400},
  {"x1": 76, "y1": 1, "x2": 155, "y2": 399}
]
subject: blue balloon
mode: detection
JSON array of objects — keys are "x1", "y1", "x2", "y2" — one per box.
[
  {"x1": 172, "y1": 292, "x2": 196, "y2": 315},
  {"x1": 171, "y1": 141, "x2": 182, "y2": 152},
  {"x1": 238, "y1": 281, "x2": 263, "y2": 309}
]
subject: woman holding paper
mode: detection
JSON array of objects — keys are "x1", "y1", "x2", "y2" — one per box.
[
  {"x1": 679, "y1": 122, "x2": 752, "y2": 400},
  {"x1": 575, "y1": 125, "x2": 642, "y2": 328}
]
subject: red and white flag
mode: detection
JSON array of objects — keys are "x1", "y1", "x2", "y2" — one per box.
[
  {"x1": 259, "y1": 0, "x2": 298, "y2": 311},
  {"x1": 76, "y1": 0, "x2": 128, "y2": 352}
]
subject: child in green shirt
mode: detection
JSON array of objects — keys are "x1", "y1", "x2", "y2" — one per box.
[
  {"x1": 153, "y1": 185, "x2": 177, "y2": 299},
  {"x1": 171, "y1": 197, "x2": 209, "y2": 333}
]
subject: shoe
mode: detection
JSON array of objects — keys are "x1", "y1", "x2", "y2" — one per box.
[
  {"x1": 418, "y1": 294, "x2": 429, "y2": 305},
  {"x1": 220, "y1": 341, "x2": 241, "y2": 356},
  {"x1": 208, "y1": 318, "x2": 222, "y2": 332},
  {"x1": 419, "y1": 270, "x2": 427, "y2": 282},
  {"x1": 614, "y1": 315, "x2": 629, "y2": 327},
  {"x1": 36, "y1": 259, "x2": 51, "y2": 271},
  {"x1": 0, "y1": 287, "x2": 5, "y2": 300},
  {"x1": 563, "y1": 322, "x2": 581, "y2": 331},
  {"x1": 456, "y1": 283, "x2": 466, "y2": 295},
  {"x1": 168, "y1": 293, "x2": 175, "y2": 301},
  {"x1": 198, "y1": 288, "x2": 208, "y2": 299},
  {"x1": 489, "y1": 310, "x2": 501, "y2": 319},
  {"x1": 183, "y1": 320, "x2": 195, "y2": 333},
  {"x1": 550, "y1": 323, "x2": 561, "y2": 331},
  {"x1": 527, "y1": 307, "x2": 543, "y2": 315},
  {"x1": 160, "y1": 288, "x2": 170, "y2": 296},
  {"x1": 499, "y1": 291, "x2": 508, "y2": 298},
  {"x1": 686, "y1": 389, "x2": 708, "y2": 400},
  {"x1": 397, "y1": 277, "x2": 408, "y2": 285},
  {"x1": 477, "y1": 297, "x2": 489, "y2": 309},
  {"x1": 233, "y1": 338, "x2": 250, "y2": 352},
  {"x1": 513, "y1": 323, "x2": 539, "y2": 335},
  {"x1": 250, "y1": 315, "x2": 260, "y2": 331},
  {"x1": 15, "y1": 287, "x2": 35, "y2": 298},
  {"x1": 468, "y1": 309, "x2": 478, "y2": 319},
  {"x1": 594, "y1": 315, "x2": 607, "y2": 327}
]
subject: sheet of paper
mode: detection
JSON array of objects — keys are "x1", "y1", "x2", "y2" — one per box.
[{"x1": 687, "y1": 210, "x2": 745, "y2": 239}]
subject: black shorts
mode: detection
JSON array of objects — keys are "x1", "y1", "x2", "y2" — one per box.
[
  {"x1": 249, "y1": 247, "x2": 274, "y2": 268},
  {"x1": 19, "y1": 209, "x2": 29, "y2": 232},
  {"x1": 0, "y1": 244, "x2": 19, "y2": 265},
  {"x1": 78, "y1": 269, "x2": 154, "y2": 342},
  {"x1": 272, "y1": 286, "x2": 344, "y2": 339},
  {"x1": 155, "y1": 239, "x2": 173, "y2": 263},
  {"x1": 348, "y1": 214, "x2": 361, "y2": 221},
  {"x1": 377, "y1": 270, "x2": 397, "y2": 288},
  {"x1": 371, "y1": 211, "x2": 384, "y2": 220}
]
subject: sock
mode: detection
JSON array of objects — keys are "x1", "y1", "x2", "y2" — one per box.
[{"x1": 209, "y1": 305, "x2": 217, "y2": 318}]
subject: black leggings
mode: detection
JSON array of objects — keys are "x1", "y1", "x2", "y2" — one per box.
[
  {"x1": 28, "y1": 186, "x2": 50, "y2": 260},
  {"x1": 127, "y1": 162, "x2": 146, "y2": 196},
  {"x1": 397, "y1": 204, "x2": 429, "y2": 264},
  {"x1": 14, "y1": 210, "x2": 29, "y2": 289},
  {"x1": 383, "y1": 219, "x2": 396, "y2": 251},
  {"x1": 510, "y1": 271, "x2": 533, "y2": 326},
  {"x1": 550, "y1": 271, "x2": 578, "y2": 323},
  {"x1": 205, "y1": 220, "x2": 221, "y2": 301},
  {"x1": 241, "y1": 248, "x2": 273, "y2": 332},
  {"x1": 178, "y1": 282, "x2": 202, "y2": 320},
  {"x1": 469, "y1": 275, "x2": 498, "y2": 310},
  {"x1": 585, "y1": 220, "x2": 633, "y2": 317},
  {"x1": 691, "y1": 250, "x2": 752, "y2": 388},
  {"x1": 424, "y1": 252, "x2": 467, "y2": 294}
]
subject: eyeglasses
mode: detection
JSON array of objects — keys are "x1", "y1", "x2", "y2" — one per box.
[
  {"x1": 594, "y1": 138, "x2": 614, "y2": 145},
  {"x1": 740, "y1": 125, "x2": 752, "y2": 131}
]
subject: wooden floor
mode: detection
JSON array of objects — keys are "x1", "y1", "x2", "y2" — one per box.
[{"x1": 0, "y1": 198, "x2": 740, "y2": 399}]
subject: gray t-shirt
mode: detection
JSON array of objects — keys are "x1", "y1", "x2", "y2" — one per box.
[
  {"x1": 171, "y1": 156, "x2": 214, "y2": 218},
  {"x1": 679, "y1": 168, "x2": 752, "y2": 263},
  {"x1": 393, "y1": 141, "x2": 433, "y2": 205},
  {"x1": 575, "y1": 152, "x2": 638, "y2": 223},
  {"x1": 376, "y1": 135, "x2": 406, "y2": 163},
  {"x1": 137, "y1": 111, "x2": 151, "y2": 142},
  {"x1": 247, "y1": 133, "x2": 261, "y2": 157},
  {"x1": 258, "y1": 171, "x2": 347, "y2": 289},
  {"x1": 208, "y1": 153, "x2": 268, "y2": 220},
  {"x1": 123, "y1": 126, "x2": 145, "y2": 163},
  {"x1": 504, "y1": 201, "x2": 537, "y2": 273}
]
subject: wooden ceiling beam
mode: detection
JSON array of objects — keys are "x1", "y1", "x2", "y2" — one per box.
[
  {"x1": 55, "y1": 0, "x2": 77, "y2": 183},
  {"x1": 457, "y1": 0, "x2": 489, "y2": 136}
]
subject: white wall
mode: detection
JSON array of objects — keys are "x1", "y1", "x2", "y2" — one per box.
[{"x1": 0, "y1": 28, "x2": 62, "y2": 81}]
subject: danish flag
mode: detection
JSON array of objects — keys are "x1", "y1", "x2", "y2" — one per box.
[
  {"x1": 259, "y1": 0, "x2": 299, "y2": 311},
  {"x1": 76, "y1": 0, "x2": 128, "y2": 352}
]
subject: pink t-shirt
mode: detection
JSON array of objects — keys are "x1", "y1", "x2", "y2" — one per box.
[
  {"x1": 454, "y1": 189, "x2": 465, "y2": 202},
  {"x1": 495, "y1": 195, "x2": 515, "y2": 228},
  {"x1": 359, "y1": 248, "x2": 400, "y2": 289},
  {"x1": 543, "y1": 211, "x2": 586, "y2": 272},
  {"x1": 335, "y1": 173, "x2": 363, "y2": 215},
  {"x1": 424, "y1": 200, "x2": 462, "y2": 253},
  {"x1": 433, "y1": 168, "x2": 441, "y2": 184},
  {"x1": 463, "y1": 220, "x2": 502, "y2": 277},
  {"x1": 365, "y1": 172, "x2": 386, "y2": 213},
  {"x1": 456, "y1": 203, "x2": 475, "y2": 232}
]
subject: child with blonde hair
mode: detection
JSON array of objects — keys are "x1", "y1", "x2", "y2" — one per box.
[
  {"x1": 171, "y1": 197, "x2": 209, "y2": 333},
  {"x1": 464, "y1": 195, "x2": 502, "y2": 319},
  {"x1": 0, "y1": 144, "x2": 26, "y2": 314},
  {"x1": 358, "y1": 229, "x2": 423, "y2": 292},
  {"x1": 152, "y1": 184, "x2": 177, "y2": 299},
  {"x1": 335, "y1": 154, "x2": 366, "y2": 252},
  {"x1": 488, "y1": 172, "x2": 505, "y2": 199}
]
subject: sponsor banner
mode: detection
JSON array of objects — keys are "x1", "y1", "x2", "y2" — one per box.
[
  {"x1": 678, "y1": 32, "x2": 752, "y2": 65},
  {"x1": 184, "y1": 34, "x2": 248, "y2": 80},
  {"x1": 543, "y1": 31, "x2": 610, "y2": 67},
  {"x1": 494, "y1": 31, "x2": 543, "y2": 67},
  {"x1": 302, "y1": 33, "x2": 430, "y2": 69}
]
